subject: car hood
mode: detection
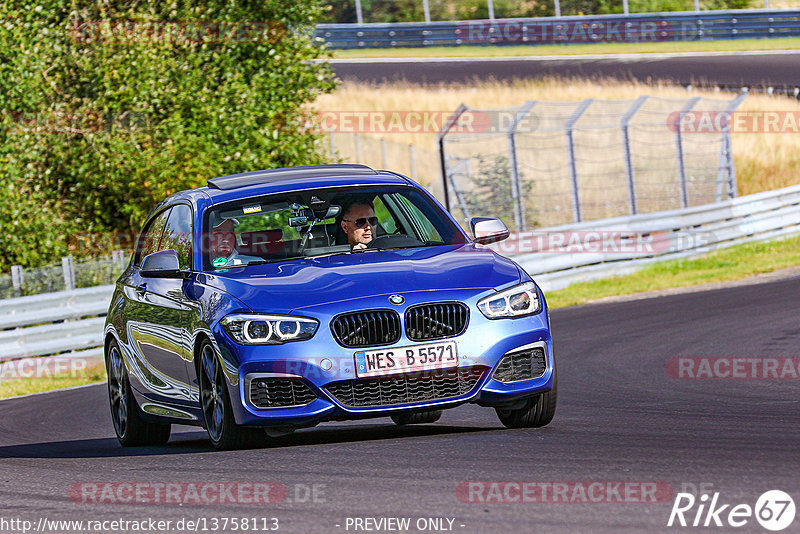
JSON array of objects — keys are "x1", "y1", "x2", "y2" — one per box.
[{"x1": 199, "y1": 244, "x2": 521, "y2": 315}]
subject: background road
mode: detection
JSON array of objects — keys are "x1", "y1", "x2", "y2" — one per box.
[
  {"x1": 331, "y1": 51, "x2": 800, "y2": 87},
  {"x1": 1, "y1": 275, "x2": 799, "y2": 533}
]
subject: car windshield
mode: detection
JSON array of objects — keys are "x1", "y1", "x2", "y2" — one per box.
[{"x1": 203, "y1": 186, "x2": 468, "y2": 270}]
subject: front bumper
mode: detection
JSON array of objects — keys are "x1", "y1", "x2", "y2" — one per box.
[{"x1": 213, "y1": 288, "x2": 554, "y2": 427}]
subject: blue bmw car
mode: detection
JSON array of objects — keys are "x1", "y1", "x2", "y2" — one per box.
[{"x1": 104, "y1": 164, "x2": 556, "y2": 449}]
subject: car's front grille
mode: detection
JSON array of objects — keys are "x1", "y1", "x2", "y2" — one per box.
[
  {"x1": 249, "y1": 377, "x2": 317, "y2": 409},
  {"x1": 492, "y1": 347, "x2": 547, "y2": 383},
  {"x1": 331, "y1": 309, "x2": 401, "y2": 348},
  {"x1": 405, "y1": 302, "x2": 469, "y2": 341},
  {"x1": 324, "y1": 366, "x2": 485, "y2": 408}
]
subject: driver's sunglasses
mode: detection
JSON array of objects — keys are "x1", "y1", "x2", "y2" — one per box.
[{"x1": 343, "y1": 216, "x2": 378, "y2": 228}]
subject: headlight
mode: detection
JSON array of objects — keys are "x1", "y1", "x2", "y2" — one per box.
[
  {"x1": 477, "y1": 281, "x2": 541, "y2": 319},
  {"x1": 220, "y1": 314, "x2": 318, "y2": 345}
]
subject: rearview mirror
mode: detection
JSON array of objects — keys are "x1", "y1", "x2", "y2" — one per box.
[
  {"x1": 471, "y1": 217, "x2": 510, "y2": 245},
  {"x1": 140, "y1": 250, "x2": 190, "y2": 279}
]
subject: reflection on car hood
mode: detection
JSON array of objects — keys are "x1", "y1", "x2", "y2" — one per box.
[{"x1": 199, "y1": 244, "x2": 521, "y2": 314}]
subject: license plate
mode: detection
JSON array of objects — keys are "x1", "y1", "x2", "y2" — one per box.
[{"x1": 354, "y1": 341, "x2": 458, "y2": 378}]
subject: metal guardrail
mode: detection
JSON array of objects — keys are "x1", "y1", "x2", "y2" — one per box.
[
  {"x1": 500, "y1": 183, "x2": 800, "y2": 291},
  {"x1": 2, "y1": 184, "x2": 798, "y2": 364},
  {"x1": 0, "y1": 285, "x2": 112, "y2": 364},
  {"x1": 315, "y1": 9, "x2": 800, "y2": 48}
]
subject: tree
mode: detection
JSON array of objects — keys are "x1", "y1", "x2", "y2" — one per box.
[{"x1": 0, "y1": 0, "x2": 336, "y2": 270}]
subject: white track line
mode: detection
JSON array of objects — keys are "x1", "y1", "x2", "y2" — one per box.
[{"x1": 326, "y1": 49, "x2": 800, "y2": 63}]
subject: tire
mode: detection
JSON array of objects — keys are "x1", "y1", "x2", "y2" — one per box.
[
  {"x1": 495, "y1": 366, "x2": 557, "y2": 429},
  {"x1": 391, "y1": 409, "x2": 443, "y2": 426},
  {"x1": 106, "y1": 340, "x2": 171, "y2": 446},
  {"x1": 198, "y1": 340, "x2": 263, "y2": 450}
]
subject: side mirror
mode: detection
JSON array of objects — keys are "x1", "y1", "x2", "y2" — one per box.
[
  {"x1": 471, "y1": 217, "x2": 510, "y2": 245},
  {"x1": 140, "y1": 249, "x2": 190, "y2": 279}
]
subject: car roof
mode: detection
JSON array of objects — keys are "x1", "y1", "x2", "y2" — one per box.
[
  {"x1": 147, "y1": 165, "x2": 418, "y2": 224},
  {"x1": 184, "y1": 164, "x2": 415, "y2": 206}
]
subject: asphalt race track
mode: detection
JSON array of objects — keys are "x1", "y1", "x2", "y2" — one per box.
[
  {"x1": 331, "y1": 50, "x2": 800, "y2": 87},
  {"x1": 1, "y1": 275, "x2": 799, "y2": 533}
]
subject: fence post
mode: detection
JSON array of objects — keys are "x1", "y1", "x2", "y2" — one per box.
[
  {"x1": 354, "y1": 133, "x2": 361, "y2": 162},
  {"x1": 409, "y1": 144, "x2": 417, "y2": 181},
  {"x1": 355, "y1": 0, "x2": 364, "y2": 24},
  {"x1": 62, "y1": 256, "x2": 75, "y2": 291},
  {"x1": 329, "y1": 132, "x2": 336, "y2": 158},
  {"x1": 621, "y1": 96, "x2": 648, "y2": 215},
  {"x1": 423, "y1": 0, "x2": 431, "y2": 23},
  {"x1": 565, "y1": 99, "x2": 593, "y2": 223},
  {"x1": 112, "y1": 250, "x2": 126, "y2": 271},
  {"x1": 715, "y1": 93, "x2": 746, "y2": 200},
  {"x1": 554, "y1": 0, "x2": 561, "y2": 17},
  {"x1": 11, "y1": 265, "x2": 24, "y2": 290},
  {"x1": 381, "y1": 138, "x2": 387, "y2": 168},
  {"x1": 675, "y1": 97, "x2": 700, "y2": 209},
  {"x1": 507, "y1": 100, "x2": 537, "y2": 232},
  {"x1": 437, "y1": 104, "x2": 469, "y2": 213}
]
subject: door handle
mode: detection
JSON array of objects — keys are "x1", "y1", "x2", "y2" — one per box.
[{"x1": 135, "y1": 283, "x2": 147, "y2": 297}]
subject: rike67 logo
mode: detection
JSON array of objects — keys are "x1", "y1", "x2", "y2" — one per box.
[{"x1": 668, "y1": 490, "x2": 795, "y2": 531}]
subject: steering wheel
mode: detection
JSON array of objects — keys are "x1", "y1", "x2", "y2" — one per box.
[{"x1": 366, "y1": 234, "x2": 424, "y2": 250}]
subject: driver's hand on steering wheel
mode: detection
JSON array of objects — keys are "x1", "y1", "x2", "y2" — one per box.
[{"x1": 353, "y1": 243, "x2": 368, "y2": 250}]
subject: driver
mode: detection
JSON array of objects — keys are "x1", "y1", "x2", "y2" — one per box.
[
  {"x1": 210, "y1": 219, "x2": 260, "y2": 267},
  {"x1": 340, "y1": 199, "x2": 378, "y2": 251}
]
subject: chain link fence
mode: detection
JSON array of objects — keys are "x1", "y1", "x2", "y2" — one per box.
[
  {"x1": 321, "y1": 132, "x2": 445, "y2": 198},
  {"x1": 438, "y1": 94, "x2": 746, "y2": 230}
]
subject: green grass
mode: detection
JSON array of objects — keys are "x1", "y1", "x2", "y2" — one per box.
[
  {"x1": 546, "y1": 234, "x2": 800, "y2": 308},
  {"x1": 0, "y1": 366, "x2": 106, "y2": 399},
  {"x1": 333, "y1": 37, "x2": 800, "y2": 58}
]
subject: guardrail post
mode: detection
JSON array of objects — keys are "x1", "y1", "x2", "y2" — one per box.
[
  {"x1": 621, "y1": 96, "x2": 648, "y2": 215},
  {"x1": 507, "y1": 101, "x2": 537, "y2": 232},
  {"x1": 675, "y1": 97, "x2": 700, "y2": 209},
  {"x1": 62, "y1": 256, "x2": 75, "y2": 291},
  {"x1": 11, "y1": 266, "x2": 24, "y2": 290},
  {"x1": 565, "y1": 99, "x2": 594, "y2": 223},
  {"x1": 380, "y1": 138, "x2": 387, "y2": 168},
  {"x1": 437, "y1": 104, "x2": 469, "y2": 213}
]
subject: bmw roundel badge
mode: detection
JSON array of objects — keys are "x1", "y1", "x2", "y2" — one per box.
[{"x1": 389, "y1": 295, "x2": 405, "y2": 305}]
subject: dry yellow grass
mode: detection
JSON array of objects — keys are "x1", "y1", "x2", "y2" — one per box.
[{"x1": 315, "y1": 78, "x2": 800, "y2": 198}]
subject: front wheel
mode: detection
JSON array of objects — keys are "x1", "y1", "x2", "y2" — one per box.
[
  {"x1": 106, "y1": 340, "x2": 171, "y2": 446},
  {"x1": 495, "y1": 368, "x2": 557, "y2": 429},
  {"x1": 198, "y1": 340, "x2": 263, "y2": 450}
]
